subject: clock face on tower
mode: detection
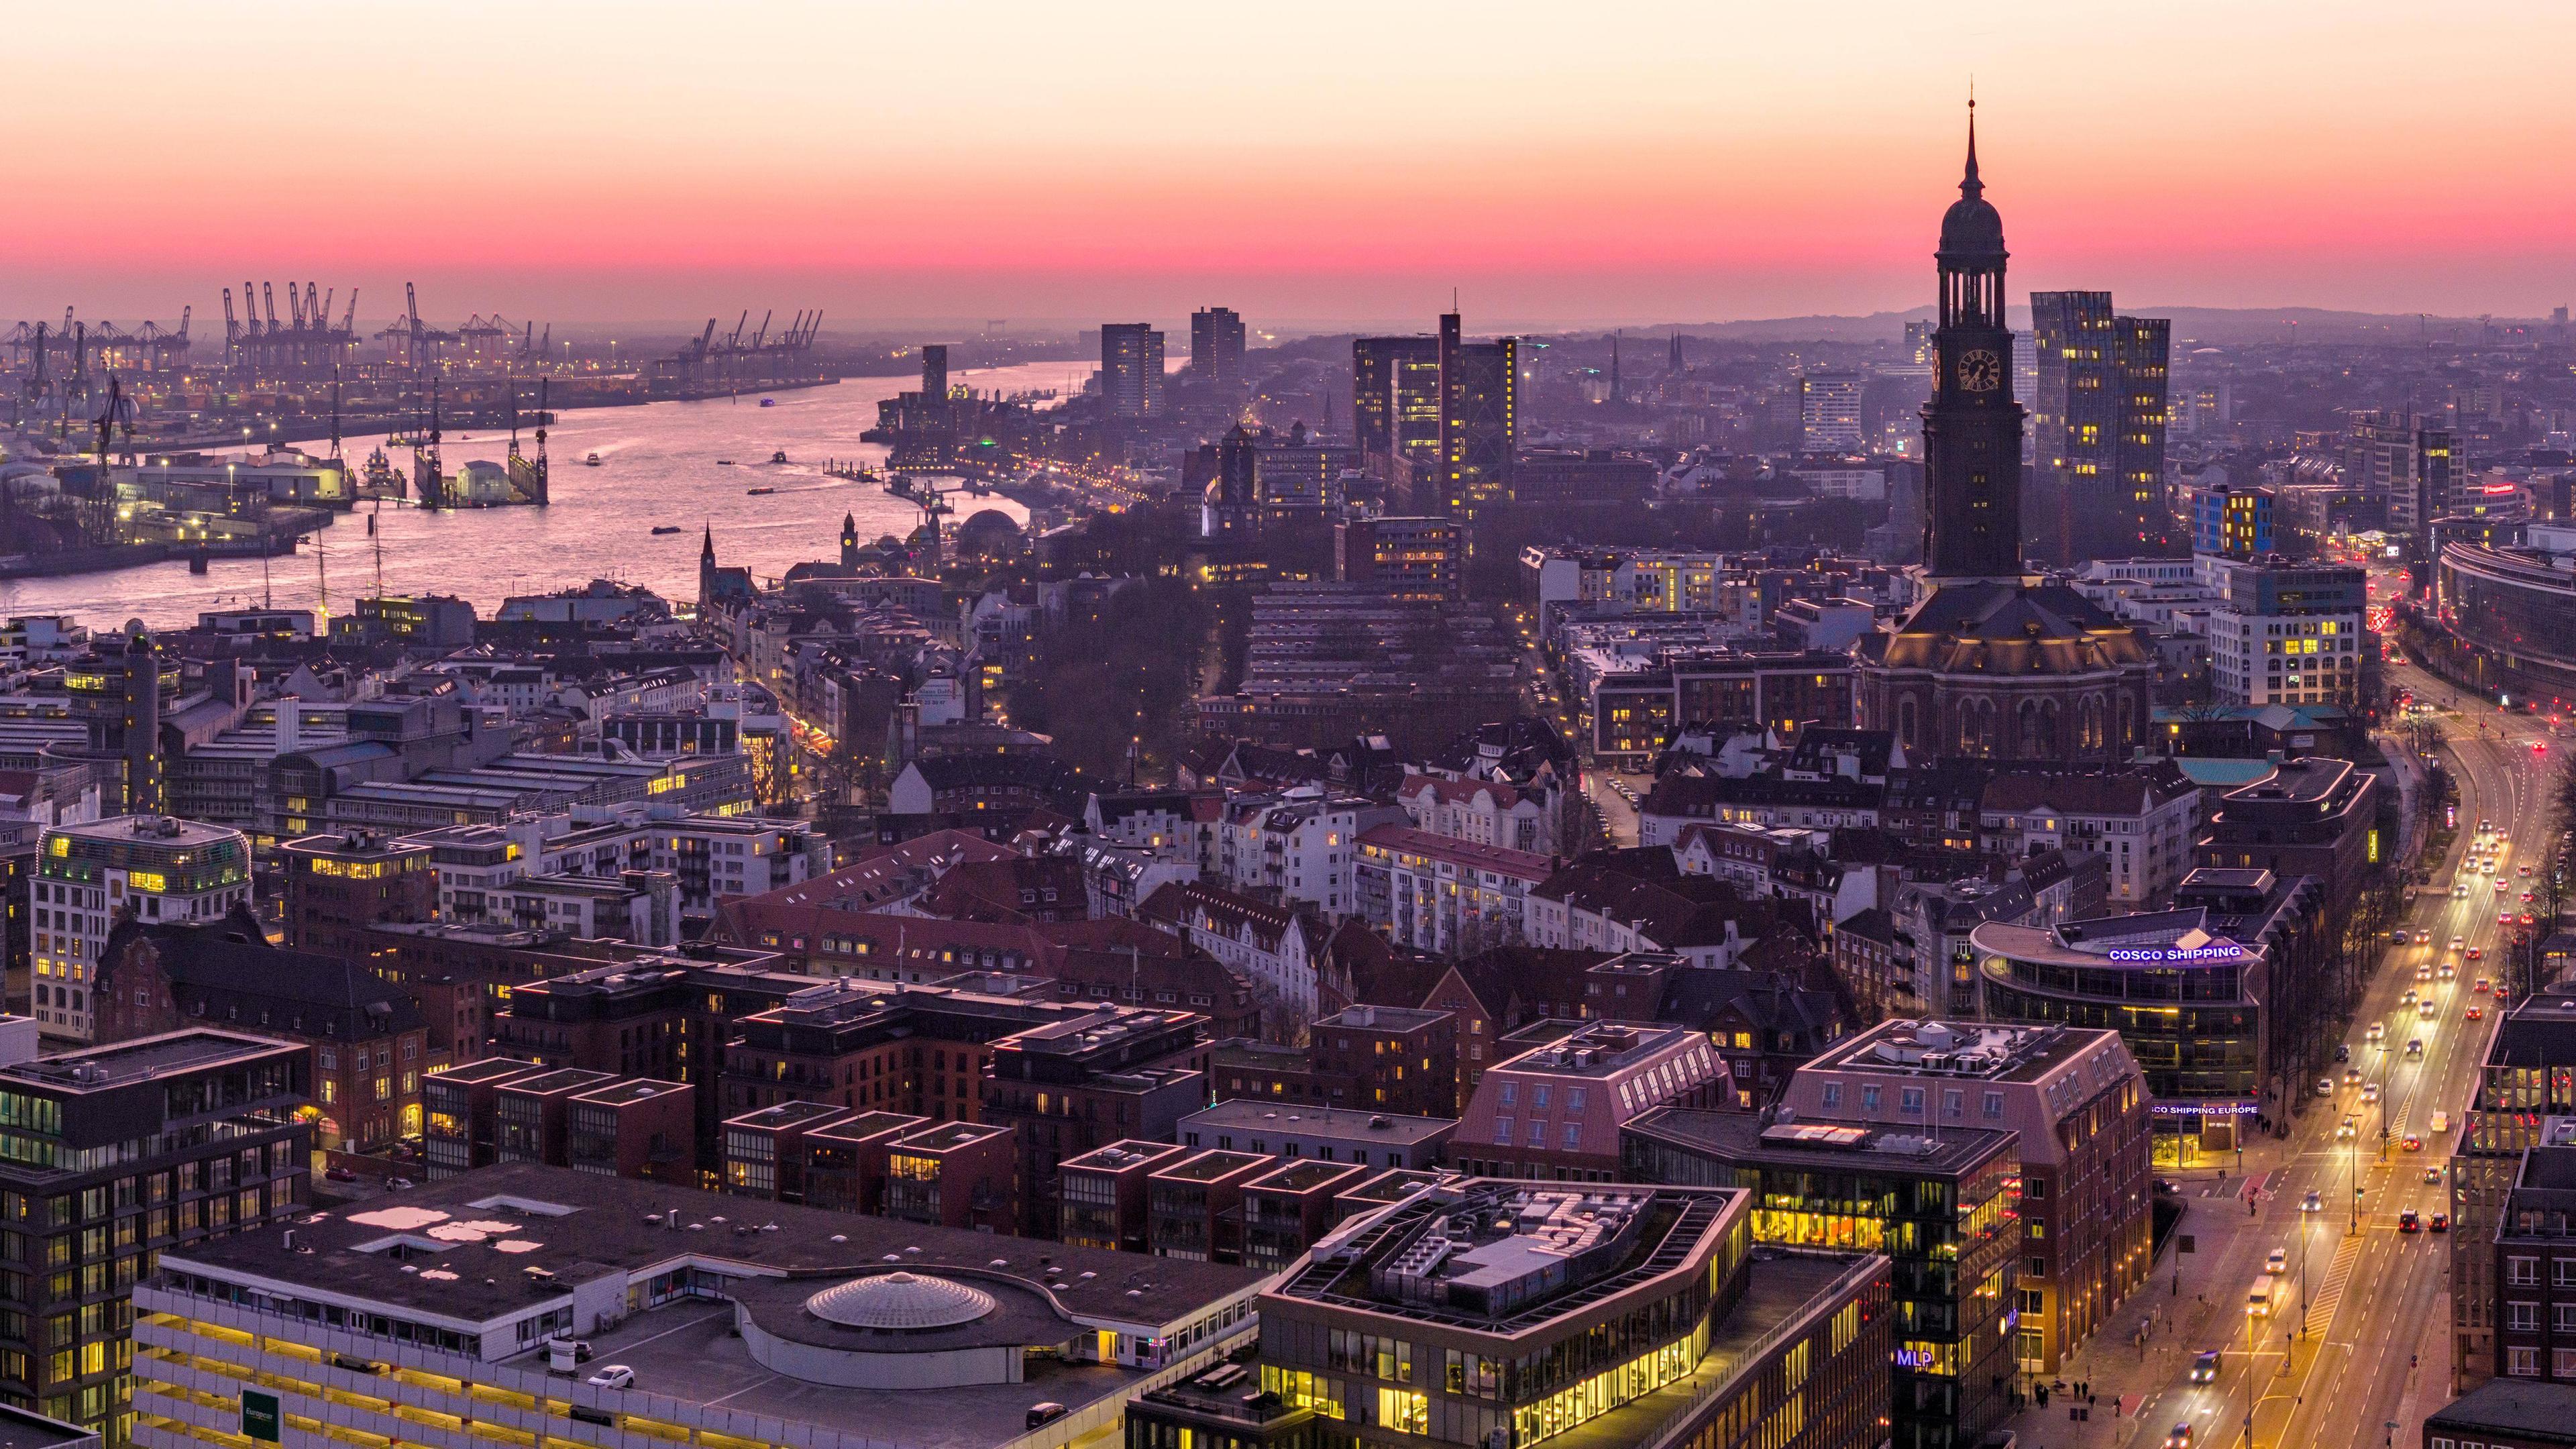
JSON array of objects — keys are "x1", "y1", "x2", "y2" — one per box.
[{"x1": 1957, "y1": 350, "x2": 2002, "y2": 392}]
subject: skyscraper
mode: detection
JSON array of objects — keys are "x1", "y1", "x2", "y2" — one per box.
[
  {"x1": 1352, "y1": 335, "x2": 1442, "y2": 507},
  {"x1": 2029, "y1": 292, "x2": 2171, "y2": 561},
  {"x1": 1437, "y1": 311, "x2": 1517, "y2": 517},
  {"x1": 1098, "y1": 323, "x2": 1165, "y2": 418},
  {"x1": 1189, "y1": 307, "x2": 1246, "y2": 392},
  {"x1": 920, "y1": 343, "x2": 949, "y2": 402},
  {"x1": 1799, "y1": 370, "x2": 1867, "y2": 453}
]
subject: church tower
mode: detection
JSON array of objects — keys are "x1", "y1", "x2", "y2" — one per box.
[
  {"x1": 1923, "y1": 102, "x2": 2026, "y2": 580},
  {"x1": 1853, "y1": 105, "x2": 2158, "y2": 767},
  {"x1": 841, "y1": 511, "x2": 859, "y2": 570},
  {"x1": 699, "y1": 525, "x2": 716, "y2": 610}
]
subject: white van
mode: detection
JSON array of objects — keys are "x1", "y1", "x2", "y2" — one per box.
[
  {"x1": 2429, "y1": 1112, "x2": 2451, "y2": 1136},
  {"x1": 2247, "y1": 1280, "x2": 2272, "y2": 1317}
]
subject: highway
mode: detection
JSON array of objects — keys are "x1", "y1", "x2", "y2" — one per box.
[{"x1": 2001, "y1": 636, "x2": 2564, "y2": 1449}]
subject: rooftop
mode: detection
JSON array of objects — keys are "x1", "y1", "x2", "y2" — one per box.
[
  {"x1": 158, "y1": 1163, "x2": 1260, "y2": 1371},
  {"x1": 1626, "y1": 1106, "x2": 2015, "y2": 1178},
  {"x1": 2427, "y1": 1377, "x2": 2576, "y2": 1446},
  {"x1": 1803, "y1": 1018, "x2": 2086, "y2": 1083},
  {"x1": 1181, "y1": 1101, "x2": 1457, "y2": 1145},
  {"x1": 0, "y1": 1028, "x2": 297, "y2": 1092},
  {"x1": 1275, "y1": 1180, "x2": 1746, "y2": 1335},
  {"x1": 1491, "y1": 1020, "x2": 1699, "y2": 1079}
]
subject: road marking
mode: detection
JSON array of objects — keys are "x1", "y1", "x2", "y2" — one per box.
[{"x1": 2306, "y1": 1229, "x2": 2365, "y2": 1329}]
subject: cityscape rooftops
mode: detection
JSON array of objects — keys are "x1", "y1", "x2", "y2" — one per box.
[{"x1": 1490, "y1": 1020, "x2": 1703, "y2": 1079}]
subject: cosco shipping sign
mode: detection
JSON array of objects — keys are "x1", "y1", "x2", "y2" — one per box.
[{"x1": 2104, "y1": 938, "x2": 2246, "y2": 963}]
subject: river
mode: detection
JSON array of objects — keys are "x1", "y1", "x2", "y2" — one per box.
[{"x1": 0, "y1": 359, "x2": 1097, "y2": 631}]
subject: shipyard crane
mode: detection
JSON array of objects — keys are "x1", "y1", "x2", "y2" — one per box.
[
  {"x1": 287, "y1": 284, "x2": 304, "y2": 332},
  {"x1": 339, "y1": 289, "x2": 358, "y2": 335},
  {"x1": 91, "y1": 374, "x2": 135, "y2": 467},
  {"x1": 262, "y1": 284, "x2": 278, "y2": 337}
]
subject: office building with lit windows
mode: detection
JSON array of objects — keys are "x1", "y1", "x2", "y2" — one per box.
[
  {"x1": 1436, "y1": 314, "x2": 1516, "y2": 519},
  {"x1": 1623, "y1": 1109, "x2": 2020, "y2": 1449},
  {"x1": 32, "y1": 816, "x2": 252, "y2": 1043},
  {"x1": 2028, "y1": 292, "x2": 2171, "y2": 564},
  {"x1": 1352, "y1": 336, "x2": 1442, "y2": 501},
  {"x1": 0, "y1": 1028, "x2": 312, "y2": 1440},
  {"x1": 1776, "y1": 1019, "x2": 2149, "y2": 1375},
  {"x1": 2200, "y1": 555, "x2": 2371, "y2": 710},
  {"x1": 1218, "y1": 1178, "x2": 1891, "y2": 1449},
  {"x1": 2192, "y1": 482, "x2": 2275, "y2": 558}
]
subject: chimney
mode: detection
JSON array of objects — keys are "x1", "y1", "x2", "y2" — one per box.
[{"x1": 276, "y1": 697, "x2": 301, "y2": 755}]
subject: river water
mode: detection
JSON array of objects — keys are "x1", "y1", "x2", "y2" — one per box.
[{"x1": 0, "y1": 359, "x2": 1093, "y2": 630}]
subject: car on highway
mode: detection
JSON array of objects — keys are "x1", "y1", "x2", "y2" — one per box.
[
  {"x1": 2417, "y1": 964, "x2": 2434, "y2": 981},
  {"x1": 2478, "y1": 977, "x2": 2492, "y2": 994},
  {"x1": 2523, "y1": 864, "x2": 2535, "y2": 875},
  {"x1": 2455, "y1": 936, "x2": 2469, "y2": 950},
  {"x1": 2369, "y1": 1022, "x2": 2387, "y2": 1044},
  {"x1": 2304, "y1": 1190, "x2": 2324, "y2": 1212},
  {"x1": 2471, "y1": 945, "x2": 2485, "y2": 960},
  {"x1": 2266, "y1": 1247, "x2": 2288, "y2": 1275},
  {"x1": 2422, "y1": 998, "x2": 2441, "y2": 1019},
  {"x1": 2456, "y1": 883, "x2": 2472, "y2": 898},
  {"x1": 2337, "y1": 1043, "x2": 2353, "y2": 1061},
  {"x1": 2408, "y1": 1038, "x2": 2426, "y2": 1057},
  {"x1": 2394, "y1": 929, "x2": 2412, "y2": 945},
  {"x1": 2402, "y1": 987, "x2": 2418, "y2": 1006},
  {"x1": 2440, "y1": 961, "x2": 2457, "y2": 980},
  {"x1": 2338, "y1": 1117, "x2": 2359, "y2": 1140},
  {"x1": 2363, "y1": 1082, "x2": 2381, "y2": 1102},
  {"x1": 2404, "y1": 1134, "x2": 2422, "y2": 1150},
  {"x1": 2469, "y1": 1005, "x2": 2485, "y2": 1020},
  {"x1": 2192, "y1": 1350, "x2": 2220, "y2": 1383},
  {"x1": 2317, "y1": 1077, "x2": 2336, "y2": 1097},
  {"x1": 2524, "y1": 914, "x2": 2538, "y2": 926},
  {"x1": 2167, "y1": 1423, "x2": 2195, "y2": 1449},
  {"x1": 2400, "y1": 1209, "x2": 2422, "y2": 1232},
  {"x1": 2432, "y1": 1212, "x2": 2451, "y2": 1232},
  {"x1": 2345, "y1": 1067, "x2": 2363, "y2": 1085},
  {"x1": 2524, "y1": 892, "x2": 2536, "y2": 902},
  {"x1": 2427, "y1": 1165, "x2": 2444, "y2": 1183},
  {"x1": 2504, "y1": 912, "x2": 2518, "y2": 924}
]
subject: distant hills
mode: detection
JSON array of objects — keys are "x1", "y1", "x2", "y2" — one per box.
[{"x1": 1654, "y1": 305, "x2": 2553, "y2": 347}]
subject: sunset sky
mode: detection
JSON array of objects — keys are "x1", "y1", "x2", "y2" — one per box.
[{"x1": 15, "y1": 1, "x2": 2575, "y2": 331}]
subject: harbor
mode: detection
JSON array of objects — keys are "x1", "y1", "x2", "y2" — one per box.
[{"x1": 0, "y1": 360, "x2": 1065, "y2": 627}]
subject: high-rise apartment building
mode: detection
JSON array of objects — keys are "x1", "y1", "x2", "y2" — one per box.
[
  {"x1": 2192, "y1": 481, "x2": 2275, "y2": 557},
  {"x1": 1099, "y1": 323, "x2": 1166, "y2": 418},
  {"x1": 1437, "y1": 312, "x2": 1517, "y2": 517},
  {"x1": 1351, "y1": 335, "x2": 1442, "y2": 505},
  {"x1": 2353, "y1": 409, "x2": 2463, "y2": 590},
  {"x1": 1189, "y1": 307, "x2": 1246, "y2": 392},
  {"x1": 1799, "y1": 370, "x2": 1867, "y2": 453},
  {"x1": 2200, "y1": 556, "x2": 2371, "y2": 709},
  {"x1": 33, "y1": 815, "x2": 252, "y2": 1042},
  {"x1": 2029, "y1": 292, "x2": 2170, "y2": 563}
]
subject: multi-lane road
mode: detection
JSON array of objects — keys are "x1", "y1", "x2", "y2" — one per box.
[{"x1": 2011, "y1": 643, "x2": 2563, "y2": 1449}]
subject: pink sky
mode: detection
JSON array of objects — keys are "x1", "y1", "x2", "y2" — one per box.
[{"x1": 13, "y1": 1, "x2": 2574, "y2": 329}]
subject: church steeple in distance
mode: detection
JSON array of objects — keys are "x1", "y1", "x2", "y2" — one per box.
[{"x1": 1921, "y1": 98, "x2": 2026, "y2": 580}]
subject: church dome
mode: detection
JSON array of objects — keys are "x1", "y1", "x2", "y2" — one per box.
[
  {"x1": 805, "y1": 1271, "x2": 998, "y2": 1331},
  {"x1": 1939, "y1": 194, "x2": 2005, "y2": 260}
]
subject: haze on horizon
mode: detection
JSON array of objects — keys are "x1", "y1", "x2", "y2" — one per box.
[{"x1": 17, "y1": 0, "x2": 2575, "y2": 331}]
